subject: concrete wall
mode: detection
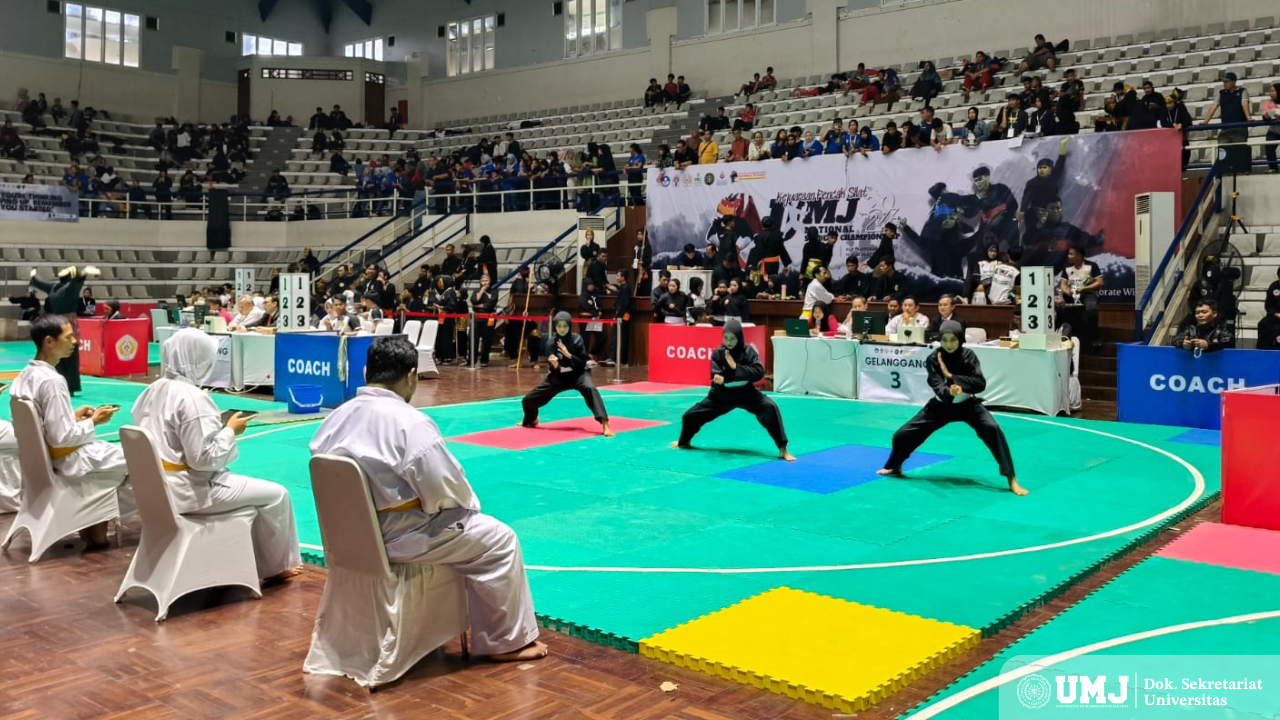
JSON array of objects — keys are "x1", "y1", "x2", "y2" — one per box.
[
  {"x1": 242, "y1": 56, "x2": 386, "y2": 126},
  {"x1": 0, "y1": 217, "x2": 381, "y2": 249}
]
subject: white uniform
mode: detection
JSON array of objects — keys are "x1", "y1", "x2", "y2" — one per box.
[
  {"x1": 0, "y1": 418, "x2": 19, "y2": 512},
  {"x1": 802, "y1": 278, "x2": 835, "y2": 312},
  {"x1": 886, "y1": 312, "x2": 930, "y2": 335},
  {"x1": 228, "y1": 306, "x2": 265, "y2": 330},
  {"x1": 8, "y1": 359, "x2": 133, "y2": 515},
  {"x1": 310, "y1": 386, "x2": 539, "y2": 656},
  {"x1": 131, "y1": 329, "x2": 300, "y2": 578}
]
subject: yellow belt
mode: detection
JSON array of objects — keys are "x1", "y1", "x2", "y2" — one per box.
[
  {"x1": 378, "y1": 497, "x2": 422, "y2": 514},
  {"x1": 49, "y1": 446, "x2": 80, "y2": 460},
  {"x1": 162, "y1": 460, "x2": 191, "y2": 472}
]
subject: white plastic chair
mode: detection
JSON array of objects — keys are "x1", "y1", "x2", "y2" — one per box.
[
  {"x1": 360, "y1": 318, "x2": 374, "y2": 334},
  {"x1": 1069, "y1": 335, "x2": 1083, "y2": 411},
  {"x1": 2, "y1": 399, "x2": 122, "y2": 562},
  {"x1": 401, "y1": 319, "x2": 423, "y2": 347},
  {"x1": 114, "y1": 426, "x2": 261, "y2": 621},
  {"x1": 416, "y1": 320, "x2": 439, "y2": 376},
  {"x1": 303, "y1": 455, "x2": 468, "y2": 690},
  {"x1": 964, "y1": 327, "x2": 988, "y2": 344},
  {"x1": 374, "y1": 321, "x2": 394, "y2": 336}
]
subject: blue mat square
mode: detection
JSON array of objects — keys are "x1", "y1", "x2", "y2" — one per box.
[
  {"x1": 716, "y1": 444, "x2": 950, "y2": 494},
  {"x1": 1169, "y1": 428, "x2": 1221, "y2": 446}
]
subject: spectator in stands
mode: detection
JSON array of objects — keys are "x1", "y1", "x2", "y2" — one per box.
[
  {"x1": 919, "y1": 107, "x2": 949, "y2": 151},
  {"x1": 266, "y1": 169, "x2": 290, "y2": 202},
  {"x1": 843, "y1": 63, "x2": 872, "y2": 96},
  {"x1": 821, "y1": 118, "x2": 846, "y2": 155},
  {"x1": 76, "y1": 287, "x2": 96, "y2": 317},
  {"x1": 309, "y1": 107, "x2": 329, "y2": 130},
  {"x1": 1263, "y1": 84, "x2": 1280, "y2": 173},
  {"x1": 126, "y1": 180, "x2": 150, "y2": 219},
  {"x1": 1055, "y1": 69, "x2": 1083, "y2": 134},
  {"x1": 49, "y1": 97, "x2": 66, "y2": 125},
  {"x1": 152, "y1": 170, "x2": 173, "y2": 219},
  {"x1": 0, "y1": 120, "x2": 25, "y2": 162},
  {"x1": 7, "y1": 290, "x2": 41, "y2": 321},
  {"x1": 673, "y1": 139, "x2": 696, "y2": 169},
  {"x1": 700, "y1": 107, "x2": 730, "y2": 133},
  {"x1": 1203, "y1": 72, "x2": 1253, "y2": 162},
  {"x1": 20, "y1": 173, "x2": 34, "y2": 184},
  {"x1": 329, "y1": 104, "x2": 351, "y2": 130},
  {"x1": 793, "y1": 75, "x2": 842, "y2": 98},
  {"x1": 910, "y1": 62, "x2": 943, "y2": 102},
  {"x1": 801, "y1": 131, "x2": 823, "y2": 158},
  {"x1": 783, "y1": 128, "x2": 803, "y2": 161},
  {"x1": 881, "y1": 121, "x2": 903, "y2": 154},
  {"x1": 1027, "y1": 95, "x2": 1058, "y2": 136},
  {"x1": 645, "y1": 78, "x2": 664, "y2": 107},
  {"x1": 960, "y1": 107, "x2": 990, "y2": 146},
  {"x1": 662, "y1": 74, "x2": 679, "y2": 106},
  {"x1": 726, "y1": 129, "x2": 748, "y2": 162},
  {"x1": 747, "y1": 131, "x2": 768, "y2": 161},
  {"x1": 1175, "y1": 301, "x2": 1234, "y2": 353},
  {"x1": 961, "y1": 52, "x2": 993, "y2": 103},
  {"x1": 738, "y1": 72, "x2": 764, "y2": 97},
  {"x1": 769, "y1": 130, "x2": 788, "y2": 159},
  {"x1": 733, "y1": 104, "x2": 757, "y2": 132},
  {"x1": 674, "y1": 75, "x2": 692, "y2": 106},
  {"x1": 329, "y1": 149, "x2": 351, "y2": 176},
  {"x1": 387, "y1": 106, "x2": 402, "y2": 137},
  {"x1": 1017, "y1": 34, "x2": 1057, "y2": 75},
  {"x1": 994, "y1": 94, "x2": 1029, "y2": 139}
]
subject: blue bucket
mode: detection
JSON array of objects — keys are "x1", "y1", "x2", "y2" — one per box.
[{"x1": 287, "y1": 384, "x2": 323, "y2": 414}]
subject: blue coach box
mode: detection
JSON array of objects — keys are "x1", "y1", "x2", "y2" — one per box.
[
  {"x1": 1117, "y1": 343, "x2": 1280, "y2": 429},
  {"x1": 274, "y1": 332, "x2": 379, "y2": 409}
]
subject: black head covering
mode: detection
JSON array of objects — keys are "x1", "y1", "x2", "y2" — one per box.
[
  {"x1": 939, "y1": 320, "x2": 965, "y2": 359},
  {"x1": 724, "y1": 318, "x2": 747, "y2": 360}
]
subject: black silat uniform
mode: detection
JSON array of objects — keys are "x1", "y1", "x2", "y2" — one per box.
[
  {"x1": 676, "y1": 319, "x2": 788, "y2": 451},
  {"x1": 520, "y1": 312, "x2": 609, "y2": 425},
  {"x1": 30, "y1": 268, "x2": 89, "y2": 393}
]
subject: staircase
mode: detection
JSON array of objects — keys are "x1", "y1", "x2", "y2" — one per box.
[{"x1": 243, "y1": 126, "x2": 303, "y2": 195}]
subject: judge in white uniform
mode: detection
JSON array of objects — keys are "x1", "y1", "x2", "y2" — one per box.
[
  {"x1": 131, "y1": 328, "x2": 302, "y2": 580},
  {"x1": 228, "y1": 295, "x2": 266, "y2": 331},
  {"x1": 9, "y1": 314, "x2": 132, "y2": 546},
  {"x1": 886, "y1": 296, "x2": 930, "y2": 335},
  {"x1": 310, "y1": 336, "x2": 547, "y2": 662},
  {"x1": 800, "y1": 266, "x2": 835, "y2": 318}
]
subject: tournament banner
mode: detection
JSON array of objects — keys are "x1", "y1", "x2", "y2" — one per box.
[
  {"x1": 0, "y1": 182, "x2": 79, "y2": 222},
  {"x1": 858, "y1": 343, "x2": 934, "y2": 405},
  {"x1": 1117, "y1": 344, "x2": 1280, "y2": 429},
  {"x1": 648, "y1": 324, "x2": 768, "y2": 385},
  {"x1": 646, "y1": 130, "x2": 1183, "y2": 302}
]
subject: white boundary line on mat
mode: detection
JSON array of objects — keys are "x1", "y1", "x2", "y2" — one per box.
[{"x1": 911, "y1": 609, "x2": 1280, "y2": 718}]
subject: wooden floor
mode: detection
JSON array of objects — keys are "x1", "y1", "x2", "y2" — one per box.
[{"x1": 1, "y1": 363, "x2": 1149, "y2": 720}]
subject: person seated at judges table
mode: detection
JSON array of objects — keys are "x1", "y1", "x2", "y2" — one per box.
[
  {"x1": 809, "y1": 301, "x2": 840, "y2": 334},
  {"x1": 131, "y1": 329, "x2": 301, "y2": 582},
  {"x1": 1174, "y1": 300, "x2": 1235, "y2": 353},
  {"x1": 310, "y1": 337, "x2": 547, "y2": 662},
  {"x1": 886, "y1": 296, "x2": 929, "y2": 335},
  {"x1": 927, "y1": 294, "x2": 967, "y2": 341},
  {"x1": 801, "y1": 265, "x2": 835, "y2": 320},
  {"x1": 228, "y1": 295, "x2": 265, "y2": 331},
  {"x1": 840, "y1": 295, "x2": 870, "y2": 332},
  {"x1": 9, "y1": 314, "x2": 133, "y2": 548},
  {"x1": 205, "y1": 296, "x2": 232, "y2": 324},
  {"x1": 318, "y1": 296, "x2": 360, "y2": 333},
  {"x1": 656, "y1": 277, "x2": 692, "y2": 325}
]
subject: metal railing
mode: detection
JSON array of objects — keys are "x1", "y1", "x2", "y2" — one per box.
[
  {"x1": 1184, "y1": 120, "x2": 1280, "y2": 172},
  {"x1": 1135, "y1": 159, "x2": 1224, "y2": 344}
]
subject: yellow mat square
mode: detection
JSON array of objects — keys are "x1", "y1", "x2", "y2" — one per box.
[{"x1": 639, "y1": 587, "x2": 980, "y2": 713}]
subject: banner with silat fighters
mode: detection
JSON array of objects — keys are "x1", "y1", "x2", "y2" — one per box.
[{"x1": 645, "y1": 129, "x2": 1183, "y2": 302}]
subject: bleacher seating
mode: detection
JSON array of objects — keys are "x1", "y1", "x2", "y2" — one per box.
[{"x1": 1233, "y1": 227, "x2": 1280, "y2": 347}]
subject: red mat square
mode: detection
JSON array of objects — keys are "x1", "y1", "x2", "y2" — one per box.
[
  {"x1": 1156, "y1": 522, "x2": 1280, "y2": 576},
  {"x1": 450, "y1": 417, "x2": 669, "y2": 450},
  {"x1": 602, "y1": 382, "x2": 703, "y2": 394}
]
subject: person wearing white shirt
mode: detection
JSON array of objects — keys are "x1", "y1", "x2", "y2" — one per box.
[
  {"x1": 131, "y1": 329, "x2": 301, "y2": 580},
  {"x1": 801, "y1": 266, "x2": 835, "y2": 318},
  {"x1": 9, "y1": 314, "x2": 132, "y2": 547},
  {"x1": 886, "y1": 296, "x2": 930, "y2": 335},
  {"x1": 228, "y1": 295, "x2": 266, "y2": 331},
  {"x1": 318, "y1": 296, "x2": 360, "y2": 333},
  {"x1": 310, "y1": 336, "x2": 547, "y2": 663}
]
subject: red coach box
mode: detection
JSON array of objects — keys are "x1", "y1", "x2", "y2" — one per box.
[
  {"x1": 648, "y1": 324, "x2": 768, "y2": 385},
  {"x1": 79, "y1": 318, "x2": 149, "y2": 377},
  {"x1": 1221, "y1": 385, "x2": 1280, "y2": 531},
  {"x1": 95, "y1": 302, "x2": 158, "y2": 342}
]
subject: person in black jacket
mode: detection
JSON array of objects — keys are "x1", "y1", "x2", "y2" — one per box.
[
  {"x1": 468, "y1": 275, "x2": 499, "y2": 367},
  {"x1": 519, "y1": 311, "x2": 613, "y2": 436},
  {"x1": 579, "y1": 278, "x2": 607, "y2": 361},
  {"x1": 672, "y1": 319, "x2": 793, "y2": 461},
  {"x1": 478, "y1": 234, "x2": 499, "y2": 282},
  {"x1": 29, "y1": 265, "x2": 98, "y2": 394},
  {"x1": 1174, "y1": 300, "x2": 1235, "y2": 353},
  {"x1": 879, "y1": 321, "x2": 1027, "y2": 495},
  {"x1": 801, "y1": 228, "x2": 837, "y2": 279},
  {"x1": 428, "y1": 276, "x2": 461, "y2": 363},
  {"x1": 614, "y1": 270, "x2": 633, "y2": 365},
  {"x1": 1257, "y1": 267, "x2": 1280, "y2": 351},
  {"x1": 926, "y1": 294, "x2": 967, "y2": 342},
  {"x1": 747, "y1": 217, "x2": 790, "y2": 279},
  {"x1": 7, "y1": 290, "x2": 41, "y2": 321},
  {"x1": 656, "y1": 277, "x2": 692, "y2": 324}
]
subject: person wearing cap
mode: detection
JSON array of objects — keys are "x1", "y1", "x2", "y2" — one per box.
[
  {"x1": 993, "y1": 93, "x2": 1028, "y2": 139},
  {"x1": 878, "y1": 320, "x2": 1026, "y2": 495},
  {"x1": 671, "y1": 319, "x2": 794, "y2": 462},
  {"x1": 1205, "y1": 71, "x2": 1253, "y2": 167}
]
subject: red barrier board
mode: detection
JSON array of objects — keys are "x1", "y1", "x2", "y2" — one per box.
[
  {"x1": 648, "y1": 324, "x2": 768, "y2": 385},
  {"x1": 78, "y1": 318, "x2": 149, "y2": 377},
  {"x1": 1221, "y1": 385, "x2": 1280, "y2": 531}
]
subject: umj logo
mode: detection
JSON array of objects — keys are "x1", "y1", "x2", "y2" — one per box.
[{"x1": 1017, "y1": 674, "x2": 1130, "y2": 709}]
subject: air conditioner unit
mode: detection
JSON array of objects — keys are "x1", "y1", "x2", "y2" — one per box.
[{"x1": 1133, "y1": 191, "x2": 1175, "y2": 307}]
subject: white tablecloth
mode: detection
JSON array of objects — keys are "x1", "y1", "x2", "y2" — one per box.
[
  {"x1": 156, "y1": 330, "x2": 277, "y2": 391},
  {"x1": 771, "y1": 336, "x2": 859, "y2": 399},
  {"x1": 772, "y1": 337, "x2": 1072, "y2": 415}
]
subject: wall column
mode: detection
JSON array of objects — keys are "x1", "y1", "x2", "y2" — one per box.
[
  {"x1": 647, "y1": 7, "x2": 677, "y2": 86},
  {"x1": 171, "y1": 46, "x2": 203, "y2": 122}
]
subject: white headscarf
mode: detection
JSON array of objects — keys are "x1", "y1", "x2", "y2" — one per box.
[
  {"x1": 162, "y1": 328, "x2": 218, "y2": 383},
  {"x1": 253, "y1": 297, "x2": 265, "y2": 310}
]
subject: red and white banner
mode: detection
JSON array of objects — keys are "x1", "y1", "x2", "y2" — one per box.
[{"x1": 648, "y1": 324, "x2": 768, "y2": 385}]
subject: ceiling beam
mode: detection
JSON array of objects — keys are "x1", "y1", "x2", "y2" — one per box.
[
  {"x1": 337, "y1": 0, "x2": 373, "y2": 26},
  {"x1": 315, "y1": 0, "x2": 333, "y2": 33},
  {"x1": 257, "y1": 0, "x2": 281, "y2": 22}
]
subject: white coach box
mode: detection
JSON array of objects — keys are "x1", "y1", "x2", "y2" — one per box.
[
  {"x1": 278, "y1": 273, "x2": 312, "y2": 331},
  {"x1": 1019, "y1": 265, "x2": 1060, "y2": 351}
]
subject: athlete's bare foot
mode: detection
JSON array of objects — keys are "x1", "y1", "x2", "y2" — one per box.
[
  {"x1": 516, "y1": 417, "x2": 538, "y2": 428},
  {"x1": 1008, "y1": 477, "x2": 1029, "y2": 496},
  {"x1": 262, "y1": 566, "x2": 303, "y2": 586},
  {"x1": 489, "y1": 640, "x2": 549, "y2": 663},
  {"x1": 601, "y1": 422, "x2": 615, "y2": 437},
  {"x1": 671, "y1": 441, "x2": 693, "y2": 449},
  {"x1": 779, "y1": 447, "x2": 797, "y2": 462},
  {"x1": 877, "y1": 466, "x2": 903, "y2": 477}
]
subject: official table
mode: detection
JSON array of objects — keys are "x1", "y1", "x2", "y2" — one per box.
[
  {"x1": 156, "y1": 330, "x2": 277, "y2": 391},
  {"x1": 771, "y1": 336, "x2": 1072, "y2": 415}
]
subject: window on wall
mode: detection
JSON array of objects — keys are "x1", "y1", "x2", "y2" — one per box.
[
  {"x1": 446, "y1": 15, "x2": 495, "y2": 77},
  {"x1": 242, "y1": 33, "x2": 303, "y2": 57},
  {"x1": 564, "y1": 0, "x2": 622, "y2": 58},
  {"x1": 343, "y1": 38, "x2": 384, "y2": 61},
  {"x1": 64, "y1": 3, "x2": 140, "y2": 67},
  {"x1": 706, "y1": 0, "x2": 774, "y2": 35}
]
